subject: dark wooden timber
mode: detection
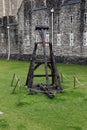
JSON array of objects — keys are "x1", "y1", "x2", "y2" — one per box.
[
  {"x1": 34, "y1": 74, "x2": 52, "y2": 77},
  {"x1": 25, "y1": 43, "x2": 37, "y2": 89},
  {"x1": 49, "y1": 43, "x2": 63, "y2": 91},
  {"x1": 25, "y1": 26, "x2": 63, "y2": 95}
]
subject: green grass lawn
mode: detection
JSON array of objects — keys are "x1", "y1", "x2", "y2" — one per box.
[{"x1": 0, "y1": 59, "x2": 87, "y2": 130}]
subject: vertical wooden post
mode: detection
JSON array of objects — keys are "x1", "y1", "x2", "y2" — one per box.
[
  {"x1": 60, "y1": 72, "x2": 63, "y2": 83},
  {"x1": 43, "y1": 44, "x2": 49, "y2": 87},
  {"x1": 18, "y1": 80, "x2": 21, "y2": 105},
  {"x1": 11, "y1": 73, "x2": 15, "y2": 87},
  {"x1": 25, "y1": 43, "x2": 37, "y2": 89},
  {"x1": 49, "y1": 42, "x2": 63, "y2": 91},
  {"x1": 74, "y1": 76, "x2": 76, "y2": 89},
  {"x1": 12, "y1": 79, "x2": 19, "y2": 93}
]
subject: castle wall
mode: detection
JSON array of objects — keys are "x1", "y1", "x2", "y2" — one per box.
[
  {"x1": 0, "y1": 16, "x2": 19, "y2": 58},
  {"x1": 60, "y1": 1, "x2": 87, "y2": 58},
  {"x1": 16, "y1": 0, "x2": 87, "y2": 64},
  {"x1": 0, "y1": 0, "x2": 23, "y2": 17},
  {"x1": 0, "y1": 0, "x2": 87, "y2": 64},
  {"x1": 17, "y1": 0, "x2": 32, "y2": 55},
  {"x1": 60, "y1": 3, "x2": 81, "y2": 57}
]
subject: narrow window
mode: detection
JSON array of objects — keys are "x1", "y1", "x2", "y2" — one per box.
[
  {"x1": 26, "y1": 35, "x2": 29, "y2": 41},
  {"x1": 45, "y1": 33, "x2": 49, "y2": 42},
  {"x1": 57, "y1": 34, "x2": 61, "y2": 46},
  {"x1": 25, "y1": 35, "x2": 30, "y2": 45},
  {"x1": 83, "y1": 32, "x2": 87, "y2": 46},
  {"x1": 57, "y1": 16, "x2": 60, "y2": 32},
  {"x1": 26, "y1": 20, "x2": 29, "y2": 26},
  {"x1": 12, "y1": 4, "x2": 14, "y2": 10},
  {"x1": 84, "y1": 13, "x2": 87, "y2": 23},
  {"x1": 58, "y1": 16, "x2": 60, "y2": 24},
  {"x1": 1, "y1": 33, "x2": 4, "y2": 43},
  {"x1": 71, "y1": 15, "x2": 73, "y2": 23},
  {"x1": 36, "y1": 34, "x2": 39, "y2": 42},
  {"x1": 44, "y1": 0, "x2": 46, "y2": 6},
  {"x1": 45, "y1": 18, "x2": 49, "y2": 25},
  {"x1": 36, "y1": 20, "x2": 39, "y2": 25},
  {"x1": 70, "y1": 32, "x2": 74, "y2": 46},
  {"x1": 62, "y1": 0, "x2": 64, "y2": 4}
]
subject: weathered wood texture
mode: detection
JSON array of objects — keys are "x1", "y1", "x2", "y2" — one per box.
[{"x1": 26, "y1": 27, "x2": 63, "y2": 93}]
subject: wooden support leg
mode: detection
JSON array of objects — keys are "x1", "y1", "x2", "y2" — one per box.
[
  {"x1": 48, "y1": 64, "x2": 54, "y2": 85},
  {"x1": 25, "y1": 43, "x2": 37, "y2": 90},
  {"x1": 49, "y1": 43, "x2": 63, "y2": 91},
  {"x1": 43, "y1": 45, "x2": 49, "y2": 88}
]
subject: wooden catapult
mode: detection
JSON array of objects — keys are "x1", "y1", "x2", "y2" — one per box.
[{"x1": 25, "y1": 26, "x2": 63, "y2": 98}]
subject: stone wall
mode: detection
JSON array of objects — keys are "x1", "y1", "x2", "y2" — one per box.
[
  {"x1": 0, "y1": 0, "x2": 23, "y2": 17},
  {"x1": 17, "y1": 0, "x2": 32, "y2": 56},
  {"x1": 60, "y1": 0, "x2": 87, "y2": 59},
  {"x1": 0, "y1": 0, "x2": 87, "y2": 64},
  {"x1": 60, "y1": 2, "x2": 81, "y2": 57},
  {"x1": 0, "y1": 16, "x2": 19, "y2": 59},
  {"x1": 16, "y1": 0, "x2": 87, "y2": 64}
]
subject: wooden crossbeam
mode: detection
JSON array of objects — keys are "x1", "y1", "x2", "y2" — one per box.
[{"x1": 34, "y1": 74, "x2": 52, "y2": 77}]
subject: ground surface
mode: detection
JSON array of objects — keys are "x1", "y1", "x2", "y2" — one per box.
[{"x1": 0, "y1": 59, "x2": 87, "y2": 130}]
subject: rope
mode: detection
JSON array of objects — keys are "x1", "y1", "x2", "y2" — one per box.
[
  {"x1": 75, "y1": 77, "x2": 87, "y2": 87},
  {"x1": 11, "y1": 73, "x2": 21, "y2": 93},
  {"x1": 62, "y1": 73, "x2": 73, "y2": 81},
  {"x1": 11, "y1": 73, "x2": 21, "y2": 104},
  {"x1": 60, "y1": 72, "x2": 87, "y2": 90},
  {"x1": 15, "y1": 74, "x2": 18, "y2": 82},
  {"x1": 11, "y1": 73, "x2": 21, "y2": 87}
]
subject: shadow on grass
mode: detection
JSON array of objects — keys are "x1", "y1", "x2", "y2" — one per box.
[
  {"x1": 17, "y1": 124, "x2": 27, "y2": 130},
  {"x1": 68, "y1": 126, "x2": 82, "y2": 130},
  {"x1": 0, "y1": 119, "x2": 9, "y2": 129},
  {"x1": 15, "y1": 102, "x2": 30, "y2": 107},
  {"x1": 63, "y1": 90, "x2": 85, "y2": 98}
]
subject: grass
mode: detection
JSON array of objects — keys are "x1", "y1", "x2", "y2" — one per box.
[{"x1": 0, "y1": 59, "x2": 87, "y2": 130}]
